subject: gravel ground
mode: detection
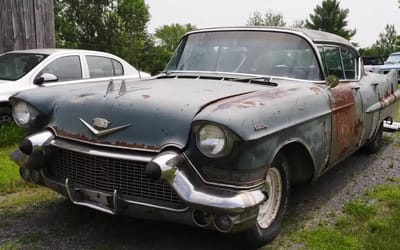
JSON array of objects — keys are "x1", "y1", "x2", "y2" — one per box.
[{"x1": 1, "y1": 133, "x2": 400, "y2": 250}]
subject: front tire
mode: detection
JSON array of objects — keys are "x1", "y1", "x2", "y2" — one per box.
[{"x1": 244, "y1": 154, "x2": 290, "y2": 248}]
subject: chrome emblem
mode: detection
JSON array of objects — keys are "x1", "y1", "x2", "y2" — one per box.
[
  {"x1": 92, "y1": 118, "x2": 111, "y2": 129},
  {"x1": 80, "y1": 118, "x2": 130, "y2": 137}
]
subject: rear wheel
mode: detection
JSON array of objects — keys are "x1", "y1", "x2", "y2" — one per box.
[{"x1": 243, "y1": 154, "x2": 290, "y2": 248}]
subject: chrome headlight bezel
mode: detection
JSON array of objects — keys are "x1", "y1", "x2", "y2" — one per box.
[
  {"x1": 11, "y1": 100, "x2": 38, "y2": 128},
  {"x1": 196, "y1": 123, "x2": 233, "y2": 158}
]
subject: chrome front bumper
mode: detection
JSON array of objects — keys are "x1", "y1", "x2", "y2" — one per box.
[{"x1": 11, "y1": 130, "x2": 266, "y2": 233}]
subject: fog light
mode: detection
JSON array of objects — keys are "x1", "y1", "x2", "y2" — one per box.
[
  {"x1": 214, "y1": 214, "x2": 233, "y2": 232},
  {"x1": 192, "y1": 210, "x2": 212, "y2": 227}
]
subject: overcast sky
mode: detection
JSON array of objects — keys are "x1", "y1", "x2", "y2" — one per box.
[{"x1": 145, "y1": 0, "x2": 400, "y2": 48}]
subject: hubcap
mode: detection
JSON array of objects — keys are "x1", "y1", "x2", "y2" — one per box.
[{"x1": 257, "y1": 167, "x2": 283, "y2": 229}]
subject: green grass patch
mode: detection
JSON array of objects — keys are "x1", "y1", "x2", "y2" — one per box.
[
  {"x1": 0, "y1": 242, "x2": 22, "y2": 250},
  {"x1": 293, "y1": 180, "x2": 400, "y2": 250},
  {"x1": 0, "y1": 188, "x2": 60, "y2": 216},
  {"x1": 0, "y1": 146, "x2": 34, "y2": 195},
  {"x1": 0, "y1": 123, "x2": 24, "y2": 147}
]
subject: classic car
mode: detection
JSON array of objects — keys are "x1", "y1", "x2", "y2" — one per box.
[
  {"x1": 0, "y1": 48, "x2": 150, "y2": 124},
  {"x1": 10, "y1": 27, "x2": 399, "y2": 247},
  {"x1": 362, "y1": 55, "x2": 384, "y2": 66},
  {"x1": 364, "y1": 51, "x2": 400, "y2": 83}
]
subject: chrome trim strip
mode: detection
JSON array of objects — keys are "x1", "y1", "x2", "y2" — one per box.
[
  {"x1": 122, "y1": 199, "x2": 189, "y2": 212},
  {"x1": 50, "y1": 139, "x2": 152, "y2": 162},
  {"x1": 183, "y1": 153, "x2": 264, "y2": 190}
]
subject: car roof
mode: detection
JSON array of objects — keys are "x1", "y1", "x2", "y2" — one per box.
[
  {"x1": 389, "y1": 52, "x2": 400, "y2": 55},
  {"x1": 5, "y1": 48, "x2": 119, "y2": 57},
  {"x1": 185, "y1": 26, "x2": 354, "y2": 48}
]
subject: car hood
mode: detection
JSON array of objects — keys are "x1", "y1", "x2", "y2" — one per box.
[
  {"x1": 367, "y1": 63, "x2": 400, "y2": 71},
  {"x1": 0, "y1": 79, "x2": 31, "y2": 102},
  {"x1": 13, "y1": 78, "x2": 267, "y2": 151}
]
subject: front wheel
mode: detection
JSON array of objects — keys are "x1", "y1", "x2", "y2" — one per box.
[{"x1": 243, "y1": 154, "x2": 290, "y2": 248}]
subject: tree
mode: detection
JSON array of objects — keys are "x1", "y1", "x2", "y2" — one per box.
[
  {"x1": 361, "y1": 24, "x2": 400, "y2": 58},
  {"x1": 305, "y1": 0, "x2": 356, "y2": 40},
  {"x1": 55, "y1": 0, "x2": 153, "y2": 72},
  {"x1": 146, "y1": 23, "x2": 196, "y2": 75},
  {"x1": 374, "y1": 25, "x2": 400, "y2": 55},
  {"x1": 155, "y1": 23, "x2": 196, "y2": 53},
  {"x1": 247, "y1": 10, "x2": 286, "y2": 27},
  {"x1": 291, "y1": 20, "x2": 306, "y2": 28}
]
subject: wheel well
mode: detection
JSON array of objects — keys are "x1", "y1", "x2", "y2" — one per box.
[
  {"x1": 0, "y1": 102, "x2": 11, "y2": 115},
  {"x1": 279, "y1": 142, "x2": 314, "y2": 185}
]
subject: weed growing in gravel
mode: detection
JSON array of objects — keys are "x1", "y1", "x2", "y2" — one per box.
[{"x1": 293, "y1": 180, "x2": 400, "y2": 250}]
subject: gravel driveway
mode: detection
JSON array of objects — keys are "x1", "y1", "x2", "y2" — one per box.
[{"x1": 1, "y1": 133, "x2": 399, "y2": 250}]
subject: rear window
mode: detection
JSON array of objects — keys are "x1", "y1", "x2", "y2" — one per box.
[{"x1": 86, "y1": 56, "x2": 124, "y2": 78}]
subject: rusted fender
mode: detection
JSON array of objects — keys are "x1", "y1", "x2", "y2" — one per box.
[{"x1": 366, "y1": 89, "x2": 400, "y2": 113}]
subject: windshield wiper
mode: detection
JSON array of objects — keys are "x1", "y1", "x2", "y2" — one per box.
[{"x1": 229, "y1": 76, "x2": 278, "y2": 86}]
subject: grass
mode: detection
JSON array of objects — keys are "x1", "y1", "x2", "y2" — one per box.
[
  {"x1": 0, "y1": 123, "x2": 24, "y2": 147},
  {"x1": 293, "y1": 179, "x2": 400, "y2": 250},
  {"x1": 0, "y1": 146, "x2": 34, "y2": 195}
]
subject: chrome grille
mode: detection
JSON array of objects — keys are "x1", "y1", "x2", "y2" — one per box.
[{"x1": 46, "y1": 147, "x2": 186, "y2": 209}]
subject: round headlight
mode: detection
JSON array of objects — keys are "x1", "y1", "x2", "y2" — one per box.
[
  {"x1": 12, "y1": 101, "x2": 34, "y2": 127},
  {"x1": 197, "y1": 124, "x2": 227, "y2": 157}
]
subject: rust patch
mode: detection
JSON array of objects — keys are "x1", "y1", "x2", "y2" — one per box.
[
  {"x1": 213, "y1": 87, "x2": 298, "y2": 111},
  {"x1": 329, "y1": 84, "x2": 362, "y2": 164},
  {"x1": 114, "y1": 141, "x2": 159, "y2": 150},
  {"x1": 310, "y1": 86, "x2": 323, "y2": 94},
  {"x1": 142, "y1": 95, "x2": 151, "y2": 99}
]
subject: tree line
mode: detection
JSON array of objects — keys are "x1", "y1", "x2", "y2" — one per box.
[{"x1": 55, "y1": 0, "x2": 400, "y2": 75}]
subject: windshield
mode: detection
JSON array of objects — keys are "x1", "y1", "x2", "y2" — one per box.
[
  {"x1": 166, "y1": 31, "x2": 322, "y2": 81},
  {"x1": 0, "y1": 53, "x2": 47, "y2": 81},
  {"x1": 386, "y1": 54, "x2": 400, "y2": 64}
]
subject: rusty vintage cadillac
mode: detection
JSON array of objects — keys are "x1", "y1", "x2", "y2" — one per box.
[{"x1": 10, "y1": 27, "x2": 399, "y2": 247}]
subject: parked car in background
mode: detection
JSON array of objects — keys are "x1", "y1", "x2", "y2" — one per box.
[
  {"x1": 0, "y1": 49, "x2": 150, "y2": 124},
  {"x1": 364, "y1": 52, "x2": 400, "y2": 83},
  {"x1": 362, "y1": 55, "x2": 384, "y2": 66},
  {"x1": 10, "y1": 27, "x2": 399, "y2": 248}
]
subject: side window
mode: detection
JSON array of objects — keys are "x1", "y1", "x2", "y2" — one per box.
[
  {"x1": 341, "y1": 48, "x2": 358, "y2": 80},
  {"x1": 42, "y1": 56, "x2": 82, "y2": 81},
  {"x1": 319, "y1": 47, "x2": 345, "y2": 80},
  {"x1": 86, "y1": 56, "x2": 123, "y2": 78},
  {"x1": 112, "y1": 59, "x2": 123, "y2": 76}
]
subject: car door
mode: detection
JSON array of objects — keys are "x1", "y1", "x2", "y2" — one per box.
[
  {"x1": 319, "y1": 46, "x2": 364, "y2": 165},
  {"x1": 38, "y1": 54, "x2": 84, "y2": 86}
]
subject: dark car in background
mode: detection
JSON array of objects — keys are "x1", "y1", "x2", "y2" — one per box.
[
  {"x1": 10, "y1": 27, "x2": 399, "y2": 247},
  {"x1": 362, "y1": 55, "x2": 384, "y2": 65}
]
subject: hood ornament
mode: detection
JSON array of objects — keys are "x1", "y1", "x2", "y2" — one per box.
[{"x1": 80, "y1": 117, "x2": 130, "y2": 137}]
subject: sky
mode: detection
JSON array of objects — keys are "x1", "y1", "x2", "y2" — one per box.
[{"x1": 144, "y1": 0, "x2": 400, "y2": 48}]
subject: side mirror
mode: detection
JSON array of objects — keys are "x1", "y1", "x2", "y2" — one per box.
[
  {"x1": 34, "y1": 73, "x2": 58, "y2": 85},
  {"x1": 326, "y1": 75, "x2": 339, "y2": 88}
]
